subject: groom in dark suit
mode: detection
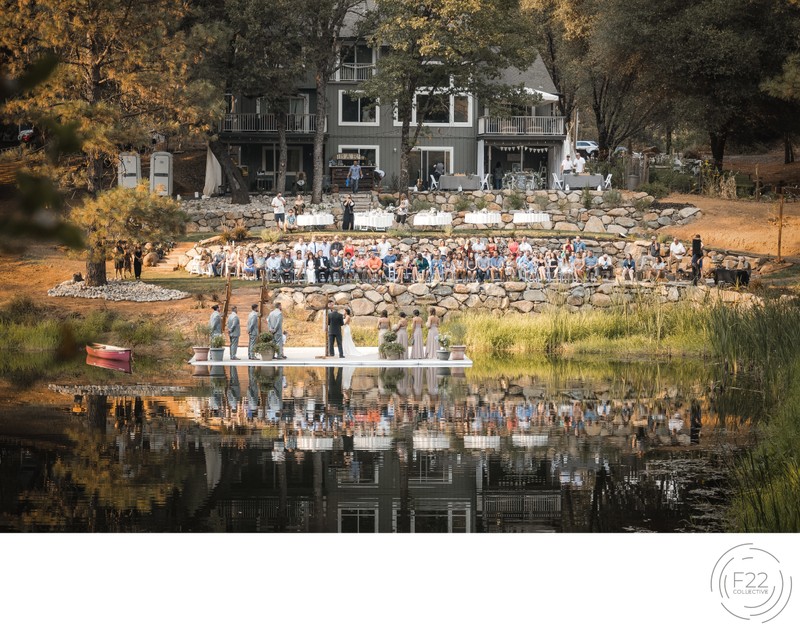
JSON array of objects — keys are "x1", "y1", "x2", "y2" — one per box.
[{"x1": 327, "y1": 303, "x2": 345, "y2": 358}]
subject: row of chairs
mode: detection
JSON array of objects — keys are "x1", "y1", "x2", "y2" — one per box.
[
  {"x1": 552, "y1": 173, "x2": 613, "y2": 191},
  {"x1": 428, "y1": 172, "x2": 612, "y2": 193}
]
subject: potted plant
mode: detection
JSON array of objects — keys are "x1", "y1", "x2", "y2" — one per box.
[
  {"x1": 209, "y1": 334, "x2": 226, "y2": 361},
  {"x1": 379, "y1": 331, "x2": 405, "y2": 360},
  {"x1": 253, "y1": 331, "x2": 279, "y2": 360},
  {"x1": 447, "y1": 320, "x2": 467, "y2": 361},
  {"x1": 192, "y1": 324, "x2": 211, "y2": 362},
  {"x1": 436, "y1": 334, "x2": 451, "y2": 361}
]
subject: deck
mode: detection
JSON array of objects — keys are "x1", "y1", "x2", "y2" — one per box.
[{"x1": 191, "y1": 346, "x2": 473, "y2": 368}]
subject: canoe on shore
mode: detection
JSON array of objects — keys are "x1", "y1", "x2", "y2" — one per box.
[{"x1": 86, "y1": 343, "x2": 133, "y2": 362}]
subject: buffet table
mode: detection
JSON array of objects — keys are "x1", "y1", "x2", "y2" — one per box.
[
  {"x1": 439, "y1": 174, "x2": 482, "y2": 191},
  {"x1": 464, "y1": 211, "x2": 502, "y2": 225},
  {"x1": 512, "y1": 211, "x2": 550, "y2": 224},
  {"x1": 296, "y1": 213, "x2": 335, "y2": 227},
  {"x1": 354, "y1": 212, "x2": 394, "y2": 231},
  {"x1": 413, "y1": 212, "x2": 453, "y2": 226}
]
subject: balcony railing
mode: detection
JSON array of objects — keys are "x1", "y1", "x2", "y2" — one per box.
[
  {"x1": 337, "y1": 63, "x2": 376, "y2": 81},
  {"x1": 478, "y1": 116, "x2": 565, "y2": 136},
  {"x1": 219, "y1": 113, "x2": 325, "y2": 134}
]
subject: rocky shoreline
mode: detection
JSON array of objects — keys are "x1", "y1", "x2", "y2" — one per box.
[{"x1": 47, "y1": 280, "x2": 190, "y2": 302}]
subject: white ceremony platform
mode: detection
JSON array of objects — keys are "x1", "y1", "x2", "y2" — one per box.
[{"x1": 191, "y1": 346, "x2": 472, "y2": 368}]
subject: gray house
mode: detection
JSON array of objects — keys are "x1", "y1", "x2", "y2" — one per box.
[{"x1": 218, "y1": 43, "x2": 566, "y2": 193}]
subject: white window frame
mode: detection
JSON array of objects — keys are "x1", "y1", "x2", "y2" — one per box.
[
  {"x1": 338, "y1": 90, "x2": 380, "y2": 127},
  {"x1": 411, "y1": 146, "x2": 455, "y2": 174},
  {"x1": 393, "y1": 90, "x2": 473, "y2": 127},
  {"x1": 335, "y1": 44, "x2": 377, "y2": 82},
  {"x1": 337, "y1": 144, "x2": 380, "y2": 169}
]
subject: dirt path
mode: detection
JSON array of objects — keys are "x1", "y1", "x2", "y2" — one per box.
[{"x1": 660, "y1": 194, "x2": 800, "y2": 258}]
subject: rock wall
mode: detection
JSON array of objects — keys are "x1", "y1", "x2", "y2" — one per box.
[
  {"x1": 181, "y1": 190, "x2": 701, "y2": 238},
  {"x1": 269, "y1": 281, "x2": 759, "y2": 327}
]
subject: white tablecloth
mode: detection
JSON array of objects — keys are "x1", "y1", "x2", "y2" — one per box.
[
  {"x1": 354, "y1": 212, "x2": 394, "y2": 230},
  {"x1": 296, "y1": 213, "x2": 334, "y2": 226},
  {"x1": 464, "y1": 211, "x2": 502, "y2": 224},
  {"x1": 414, "y1": 212, "x2": 452, "y2": 226},
  {"x1": 512, "y1": 212, "x2": 550, "y2": 224}
]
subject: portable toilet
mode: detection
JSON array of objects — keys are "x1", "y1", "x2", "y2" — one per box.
[
  {"x1": 118, "y1": 152, "x2": 141, "y2": 188},
  {"x1": 150, "y1": 151, "x2": 173, "y2": 196}
]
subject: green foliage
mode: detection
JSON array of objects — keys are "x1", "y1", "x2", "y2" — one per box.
[
  {"x1": 411, "y1": 198, "x2": 430, "y2": 213},
  {"x1": 580, "y1": 187, "x2": 594, "y2": 209},
  {"x1": 632, "y1": 197, "x2": 653, "y2": 212},
  {"x1": 210, "y1": 334, "x2": 226, "y2": 349},
  {"x1": 533, "y1": 194, "x2": 550, "y2": 210},
  {"x1": 259, "y1": 229, "x2": 281, "y2": 243},
  {"x1": 603, "y1": 190, "x2": 622, "y2": 206},
  {"x1": 453, "y1": 196, "x2": 471, "y2": 212},
  {"x1": 253, "y1": 331, "x2": 279, "y2": 357},
  {"x1": 443, "y1": 319, "x2": 467, "y2": 345},
  {"x1": 474, "y1": 196, "x2": 488, "y2": 210},
  {"x1": 640, "y1": 182, "x2": 669, "y2": 198},
  {"x1": 505, "y1": 191, "x2": 525, "y2": 210}
]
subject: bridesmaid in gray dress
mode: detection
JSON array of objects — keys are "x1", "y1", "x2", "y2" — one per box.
[
  {"x1": 394, "y1": 311, "x2": 409, "y2": 358},
  {"x1": 425, "y1": 307, "x2": 440, "y2": 359},
  {"x1": 377, "y1": 310, "x2": 391, "y2": 356},
  {"x1": 410, "y1": 309, "x2": 425, "y2": 359}
]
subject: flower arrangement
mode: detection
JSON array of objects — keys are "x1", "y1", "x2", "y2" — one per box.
[
  {"x1": 253, "y1": 331, "x2": 280, "y2": 357},
  {"x1": 437, "y1": 334, "x2": 451, "y2": 350},
  {"x1": 379, "y1": 330, "x2": 405, "y2": 359}
]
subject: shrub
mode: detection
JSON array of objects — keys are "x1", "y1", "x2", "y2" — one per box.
[
  {"x1": 640, "y1": 182, "x2": 669, "y2": 199},
  {"x1": 411, "y1": 198, "x2": 429, "y2": 213},
  {"x1": 210, "y1": 334, "x2": 226, "y2": 348},
  {"x1": 253, "y1": 331, "x2": 279, "y2": 357},
  {"x1": 603, "y1": 190, "x2": 622, "y2": 206},
  {"x1": 581, "y1": 188, "x2": 594, "y2": 209},
  {"x1": 260, "y1": 229, "x2": 280, "y2": 243},
  {"x1": 474, "y1": 197, "x2": 488, "y2": 210},
  {"x1": 633, "y1": 197, "x2": 653, "y2": 212},
  {"x1": 534, "y1": 194, "x2": 549, "y2": 210},
  {"x1": 453, "y1": 196, "x2": 471, "y2": 212},
  {"x1": 379, "y1": 194, "x2": 397, "y2": 206},
  {"x1": 231, "y1": 225, "x2": 250, "y2": 241},
  {"x1": 505, "y1": 191, "x2": 524, "y2": 210}
]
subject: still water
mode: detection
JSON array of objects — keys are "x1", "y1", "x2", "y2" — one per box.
[{"x1": 0, "y1": 361, "x2": 754, "y2": 533}]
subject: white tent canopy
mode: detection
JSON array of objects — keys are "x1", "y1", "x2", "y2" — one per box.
[
  {"x1": 524, "y1": 87, "x2": 560, "y2": 103},
  {"x1": 203, "y1": 147, "x2": 222, "y2": 197}
]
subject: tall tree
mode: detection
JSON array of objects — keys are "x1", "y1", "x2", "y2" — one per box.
[
  {"x1": 1, "y1": 0, "x2": 195, "y2": 284},
  {"x1": 360, "y1": 0, "x2": 535, "y2": 191},
  {"x1": 299, "y1": 0, "x2": 364, "y2": 204}
]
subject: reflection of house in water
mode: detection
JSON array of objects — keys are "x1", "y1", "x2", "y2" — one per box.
[{"x1": 33, "y1": 363, "x2": 742, "y2": 533}]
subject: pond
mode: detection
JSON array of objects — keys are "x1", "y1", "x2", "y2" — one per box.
[{"x1": 0, "y1": 360, "x2": 755, "y2": 533}]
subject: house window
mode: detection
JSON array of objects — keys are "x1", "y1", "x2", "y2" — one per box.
[
  {"x1": 454, "y1": 96, "x2": 470, "y2": 123},
  {"x1": 340, "y1": 91, "x2": 378, "y2": 125},
  {"x1": 338, "y1": 43, "x2": 375, "y2": 81},
  {"x1": 338, "y1": 145, "x2": 379, "y2": 167},
  {"x1": 339, "y1": 507, "x2": 378, "y2": 533},
  {"x1": 394, "y1": 92, "x2": 473, "y2": 126},
  {"x1": 417, "y1": 94, "x2": 449, "y2": 124}
]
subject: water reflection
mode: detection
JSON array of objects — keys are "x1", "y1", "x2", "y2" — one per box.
[{"x1": 0, "y1": 362, "x2": 753, "y2": 533}]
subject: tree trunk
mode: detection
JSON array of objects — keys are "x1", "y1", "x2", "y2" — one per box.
[
  {"x1": 277, "y1": 112, "x2": 288, "y2": 194},
  {"x1": 665, "y1": 126, "x2": 673, "y2": 155},
  {"x1": 85, "y1": 241, "x2": 108, "y2": 287},
  {"x1": 709, "y1": 131, "x2": 727, "y2": 173},
  {"x1": 785, "y1": 132, "x2": 794, "y2": 164},
  {"x1": 399, "y1": 118, "x2": 412, "y2": 192},
  {"x1": 208, "y1": 138, "x2": 250, "y2": 204},
  {"x1": 311, "y1": 73, "x2": 327, "y2": 204}
]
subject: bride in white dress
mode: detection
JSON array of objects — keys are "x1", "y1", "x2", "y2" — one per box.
[{"x1": 341, "y1": 308, "x2": 364, "y2": 357}]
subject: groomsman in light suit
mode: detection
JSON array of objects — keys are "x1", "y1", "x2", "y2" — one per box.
[
  {"x1": 266, "y1": 302, "x2": 286, "y2": 359},
  {"x1": 227, "y1": 306, "x2": 240, "y2": 360},
  {"x1": 247, "y1": 304, "x2": 259, "y2": 359}
]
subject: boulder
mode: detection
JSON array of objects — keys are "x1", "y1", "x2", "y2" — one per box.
[
  {"x1": 387, "y1": 283, "x2": 407, "y2": 297},
  {"x1": 554, "y1": 221, "x2": 580, "y2": 232},
  {"x1": 679, "y1": 206, "x2": 700, "y2": 219},
  {"x1": 504, "y1": 281, "x2": 527, "y2": 292},
  {"x1": 305, "y1": 293, "x2": 329, "y2": 310},
  {"x1": 350, "y1": 298, "x2": 376, "y2": 316},
  {"x1": 590, "y1": 292, "x2": 613, "y2": 307},
  {"x1": 510, "y1": 300, "x2": 534, "y2": 313},
  {"x1": 439, "y1": 296, "x2": 461, "y2": 311},
  {"x1": 364, "y1": 290, "x2": 383, "y2": 304},
  {"x1": 523, "y1": 289, "x2": 546, "y2": 302},
  {"x1": 583, "y1": 216, "x2": 606, "y2": 233},
  {"x1": 483, "y1": 283, "x2": 506, "y2": 297},
  {"x1": 454, "y1": 283, "x2": 470, "y2": 294},
  {"x1": 333, "y1": 292, "x2": 350, "y2": 305},
  {"x1": 408, "y1": 283, "x2": 430, "y2": 296}
]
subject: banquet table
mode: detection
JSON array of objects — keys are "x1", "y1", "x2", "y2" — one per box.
[
  {"x1": 512, "y1": 211, "x2": 550, "y2": 224},
  {"x1": 296, "y1": 213, "x2": 335, "y2": 227},
  {"x1": 464, "y1": 211, "x2": 502, "y2": 225},
  {"x1": 413, "y1": 212, "x2": 453, "y2": 226},
  {"x1": 564, "y1": 173, "x2": 604, "y2": 189},
  {"x1": 354, "y1": 212, "x2": 394, "y2": 231},
  {"x1": 439, "y1": 175, "x2": 482, "y2": 191}
]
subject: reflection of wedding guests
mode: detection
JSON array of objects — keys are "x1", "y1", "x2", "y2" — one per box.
[
  {"x1": 410, "y1": 309, "x2": 425, "y2": 359},
  {"x1": 425, "y1": 308, "x2": 440, "y2": 359},
  {"x1": 341, "y1": 194, "x2": 355, "y2": 231},
  {"x1": 327, "y1": 306, "x2": 345, "y2": 358},
  {"x1": 227, "y1": 306, "x2": 240, "y2": 360},
  {"x1": 209, "y1": 305, "x2": 222, "y2": 340},
  {"x1": 247, "y1": 303, "x2": 259, "y2": 360},
  {"x1": 266, "y1": 302, "x2": 286, "y2": 359}
]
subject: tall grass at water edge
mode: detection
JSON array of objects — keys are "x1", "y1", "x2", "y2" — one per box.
[{"x1": 444, "y1": 301, "x2": 709, "y2": 358}]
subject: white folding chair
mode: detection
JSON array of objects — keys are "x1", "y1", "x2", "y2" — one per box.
[
  {"x1": 429, "y1": 174, "x2": 440, "y2": 191},
  {"x1": 552, "y1": 173, "x2": 564, "y2": 191},
  {"x1": 603, "y1": 174, "x2": 612, "y2": 190},
  {"x1": 480, "y1": 173, "x2": 491, "y2": 191}
]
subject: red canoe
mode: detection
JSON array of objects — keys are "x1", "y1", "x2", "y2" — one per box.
[{"x1": 86, "y1": 343, "x2": 133, "y2": 362}]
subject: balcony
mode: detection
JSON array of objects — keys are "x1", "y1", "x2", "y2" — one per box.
[
  {"x1": 336, "y1": 63, "x2": 376, "y2": 82},
  {"x1": 219, "y1": 113, "x2": 326, "y2": 134},
  {"x1": 478, "y1": 116, "x2": 565, "y2": 137}
]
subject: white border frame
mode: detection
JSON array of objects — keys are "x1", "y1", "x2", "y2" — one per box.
[
  {"x1": 393, "y1": 91, "x2": 474, "y2": 128},
  {"x1": 410, "y1": 145, "x2": 455, "y2": 174}
]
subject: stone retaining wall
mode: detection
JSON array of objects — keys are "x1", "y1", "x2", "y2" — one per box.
[
  {"x1": 268, "y1": 281, "x2": 758, "y2": 328},
  {"x1": 182, "y1": 189, "x2": 701, "y2": 238}
]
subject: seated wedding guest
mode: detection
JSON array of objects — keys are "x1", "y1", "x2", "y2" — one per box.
[
  {"x1": 315, "y1": 250, "x2": 330, "y2": 283},
  {"x1": 443, "y1": 254, "x2": 456, "y2": 281},
  {"x1": 321, "y1": 239, "x2": 332, "y2": 258},
  {"x1": 597, "y1": 252, "x2": 614, "y2": 279},
  {"x1": 558, "y1": 252, "x2": 573, "y2": 282},
  {"x1": 395, "y1": 252, "x2": 411, "y2": 283},
  {"x1": 518, "y1": 236, "x2": 533, "y2": 256},
  {"x1": 669, "y1": 236, "x2": 686, "y2": 274},
  {"x1": 280, "y1": 251, "x2": 294, "y2": 282},
  {"x1": 573, "y1": 251, "x2": 586, "y2": 281},
  {"x1": 536, "y1": 252, "x2": 548, "y2": 282},
  {"x1": 454, "y1": 252, "x2": 466, "y2": 280},
  {"x1": 516, "y1": 252, "x2": 530, "y2": 280},
  {"x1": 383, "y1": 246, "x2": 398, "y2": 279},
  {"x1": 343, "y1": 252, "x2": 356, "y2": 280},
  {"x1": 504, "y1": 252, "x2": 516, "y2": 280},
  {"x1": 243, "y1": 251, "x2": 256, "y2": 279},
  {"x1": 649, "y1": 255, "x2": 667, "y2": 281},
  {"x1": 466, "y1": 252, "x2": 478, "y2": 281},
  {"x1": 343, "y1": 237, "x2": 355, "y2": 257},
  {"x1": 304, "y1": 251, "x2": 317, "y2": 284},
  {"x1": 472, "y1": 238, "x2": 486, "y2": 256},
  {"x1": 294, "y1": 236, "x2": 308, "y2": 258},
  {"x1": 507, "y1": 237, "x2": 519, "y2": 257},
  {"x1": 620, "y1": 252, "x2": 636, "y2": 281},
  {"x1": 293, "y1": 194, "x2": 306, "y2": 215},
  {"x1": 476, "y1": 251, "x2": 491, "y2": 282},
  {"x1": 266, "y1": 251, "x2": 281, "y2": 281},
  {"x1": 354, "y1": 251, "x2": 368, "y2": 281},
  {"x1": 547, "y1": 250, "x2": 559, "y2": 281},
  {"x1": 367, "y1": 252, "x2": 384, "y2": 282},
  {"x1": 330, "y1": 235, "x2": 344, "y2": 257},
  {"x1": 489, "y1": 250, "x2": 504, "y2": 281},
  {"x1": 293, "y1": 251, "x2": 305, "y2": 281},
  {"x1": 573, "y1": 236, "x2": 586, "y2": 254},
  {"x1": 584, "y1": 250, "x2": 598, "y2": 281},
  {"x1": 486, "y1": 237, "x2": 498, "y2": 257},
  {"x1": 329, "y1": 249, "x2": 343, "y2": 282},
  {"x1": 254, "y1": 249, "x2": 266, "y2": 280},
  {"x1": 437, "y1": 239, "x2": 449, "y2": 257},
  {"x1": 378, "y1": 235, "x2": 391, "y2": 259},
  {"x1": 413, "y1": 252, "x2": 430, "y2": 282}
]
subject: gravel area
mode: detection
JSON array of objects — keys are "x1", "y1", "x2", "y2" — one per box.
[{"x1": 47, "y1": 280, "x2": 189, "y2": 302}]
